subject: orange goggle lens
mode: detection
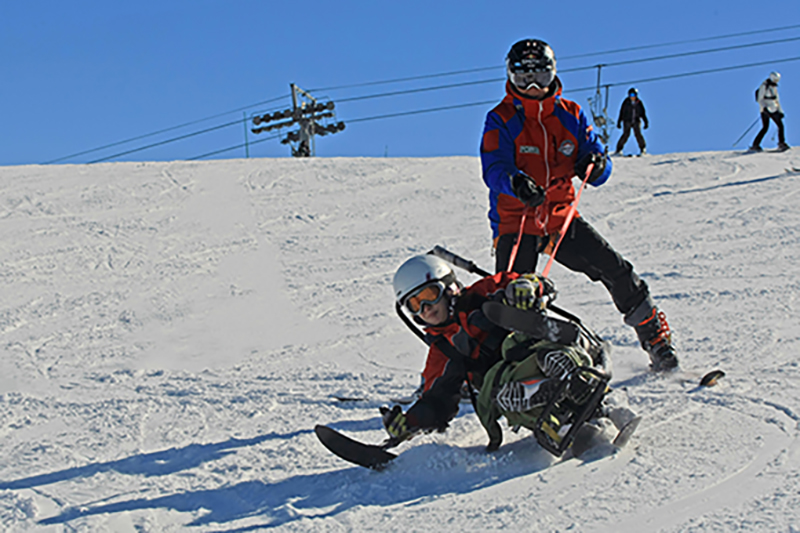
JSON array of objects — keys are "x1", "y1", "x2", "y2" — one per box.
[{"x1": 405, "y1": 283, "x2": 443, "y2": 315}]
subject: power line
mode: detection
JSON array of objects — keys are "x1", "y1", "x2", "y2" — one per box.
[
  {"x1": 337, "y1": 77, "x2": 499, "y2": 103},
  {"x1": 560, "y1": 23, "x2": 800, "y2": 60},
  {"x1": 50, "y1": 25, "x2": 800, "y2": 164},
  {"x1": 337, "y1": 55, "x2": 800, "y2": 126},
  {"x1": 604, "y1": 54, "x2": 800, "y2": 88},
  {"x1": 190, "y1": 52, "x2": 799, "y2": 157},
  {"x1": 88, "y1": 117, "x2": 245, "y2": 163},
  {"x1": 188, "y1": 133, "x2": 281, "y2": 161},
  {"x1": 345, "y1": 100, "x2": 499, "y2": 124},
  {"x1": 46, "y1": 94, "x2": 291, "y2": 164},
  {"x1": 597, "y1": 35, "x2": 800, "y2": 69},
  {"x1": 307, "y1": 24, "x2": 800, "y2": 92},
  {"x1": 74, "y1": 40, "x2": 800, "y2": 164},
  {"x1": 107, "y1": 53, "x2": 800, "y2": 163},
  {"x1": 328, "y1": 35, "x2": 800, "y2": 105}
]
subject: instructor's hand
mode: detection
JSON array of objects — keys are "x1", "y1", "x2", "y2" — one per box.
[
  {"x1": 574, "y1": 152, "x2": 607, "y2": 184},
  {"x1": 511, "y1": 172, "x2": 545, "y2": 207}
]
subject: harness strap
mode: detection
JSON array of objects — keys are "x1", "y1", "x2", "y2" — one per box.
[{"x1": 432, "y1": 337, "x2": 480, "y2": 412}]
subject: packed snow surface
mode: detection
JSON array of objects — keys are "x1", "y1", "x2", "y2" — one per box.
[{"x1": 1, "y1": 150, "x2": 800, "y2": 531}]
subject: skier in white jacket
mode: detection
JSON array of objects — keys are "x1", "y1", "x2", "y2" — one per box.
[{"x1": 750, "y1": 71, "x2": 790, "y2": 152}]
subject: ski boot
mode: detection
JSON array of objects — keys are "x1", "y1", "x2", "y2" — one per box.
[
  {"x1": 748, "y1": 145, "x2": 763, "y2": 152},
  {"x1": 625, "y1": 298, "x2": 679, "y2": 371},
  {"x1": 778, "y1": 142, "x2": 791, "y2": 152}
]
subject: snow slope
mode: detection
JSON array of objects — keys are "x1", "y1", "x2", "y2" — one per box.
[{"x1": 1, "y1": 150, "x2": 799, "y2": 532}]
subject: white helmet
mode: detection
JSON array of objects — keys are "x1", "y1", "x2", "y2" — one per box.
[
  {"x1": 769, "y1": 71, "x2": 781, "y2": 83},
  {"x1": 393, "y1": 255, "x2": 456, "y2": 305}
]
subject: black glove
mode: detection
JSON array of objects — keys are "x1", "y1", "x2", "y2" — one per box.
[
  {"x1": 574, "y1": 152, "x2": 607, "y2": 184},
  {"x1": 616, "y1": 122, "x2": 621, "y2": 129},
  {"x1": 644, "y1": 122, "x2": 649, "y2": 130},
  {"x1": 511, "y1": 172, "x2": 545, "y2": 207},
  {"x1": 380, "y1": 405, "x2": 416, "y2": 442}
]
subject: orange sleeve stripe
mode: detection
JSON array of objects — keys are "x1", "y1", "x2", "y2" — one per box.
[{"x1": 483, "y1": 129, "x2": 499, "y2": 152}]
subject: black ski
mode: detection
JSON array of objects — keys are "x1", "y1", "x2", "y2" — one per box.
[
  {"x1": 314, "y1": 425, "x2": 397, "y2": 470},
  {"x1": 612, "y1": 415, "x2": 642, "y2": 448},
  {"x1": 482, "y1": 301, "x2": 580, "y2": 344},
  {"x1": 699, "y1": 369, "x2": 725, "y2": 387}
]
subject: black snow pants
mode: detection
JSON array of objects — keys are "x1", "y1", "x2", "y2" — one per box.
[
  {"x1": 616, "y1": 121, "x2": 646, "y2": 153},
  {"x1": 752, "y1": 110, "x2": 786, "y2": 147},
  {"x1": 494, "y1": 216, "x2": 650, "y2": 317}
]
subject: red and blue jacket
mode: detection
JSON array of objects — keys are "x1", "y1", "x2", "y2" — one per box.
[
  {"x1": 405, "y1": 272, "x2": 518, "y2": 431},
  {"x1": 480, "y1": 78, "x2": 612, "y2": 240}
]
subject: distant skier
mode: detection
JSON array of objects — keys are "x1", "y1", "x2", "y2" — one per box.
[
  {"x1": 614, "y1": 88, "x2": 649, "y2": 156},
  {"x1": 479, "y1": 39, "x2": 678, "y2": 372},
  {"x1": 383, "y1": 254, "x2": 636, "y2": 454},
  {"x1": 750, "y1": 71, "x2": 790, "y2": 152}
]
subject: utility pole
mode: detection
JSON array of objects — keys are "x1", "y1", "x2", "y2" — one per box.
[{"x1": 250, "y1": 83, "x2": 345, "y2": 157}]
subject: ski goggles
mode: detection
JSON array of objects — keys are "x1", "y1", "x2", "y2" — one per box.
[
  {"x1": 507, "y1": 66, "x2": 555, "y2": 91},
  {"x1": 403, "y1": 281, "x2": 445, "y2": 315}
]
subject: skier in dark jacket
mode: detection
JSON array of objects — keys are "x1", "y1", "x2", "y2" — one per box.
[
  {"x1": 480, "y1": 39, "x2": 678, "y2": 373},
  {"x1": 614, "y1": 87, "x2": 649, "y2": 156}
]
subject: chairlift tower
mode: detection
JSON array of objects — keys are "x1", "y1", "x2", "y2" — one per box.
[
  {"x1": 587, "y1": 65, "x2": 611, "y2": 151},
  {"x1": 250, "y1": 83, "x2": 345, "y2": 157}
]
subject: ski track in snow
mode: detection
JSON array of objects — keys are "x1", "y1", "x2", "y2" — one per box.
[{"x1": 1, "y1": 151, "x2": 800, "y2": 531}]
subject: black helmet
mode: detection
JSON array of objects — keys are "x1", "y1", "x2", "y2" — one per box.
[
  {"x1": 628, "y1": 87, "x2": 638, "y2": 97},
  {"x1": 506, "y1": 39, "x2": 556, "y2": 90}
]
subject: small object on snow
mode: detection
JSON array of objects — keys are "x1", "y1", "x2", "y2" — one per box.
[
  {"x1": 699, "y1": 369, "x2": 726, "y2": 387},
  {"x1": 333, "y1": 396, "x2": 366, "y2": 402}
]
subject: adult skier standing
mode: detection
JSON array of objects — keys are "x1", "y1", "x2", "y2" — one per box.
[
  {"x1": 479, "y1": 38, "x2": 678, "y2": 371},
  {"x1": 750, "y1": 71, "x2": 790, "y2": 152},
  {"x1": 614, "y1": 87, "x2": 649, "y2": 156}
]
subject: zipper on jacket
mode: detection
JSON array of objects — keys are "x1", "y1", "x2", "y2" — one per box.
[{"x1": 536, "y1": 100, "x2": 550, "y2": 231}]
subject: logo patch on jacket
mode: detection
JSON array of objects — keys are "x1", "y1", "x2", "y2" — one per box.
[
  {"x1": 558, "y1": 140, "x2": 575, "y2": 157},
  {"x1": 520, "y1": 145, "x2": 540, "y2": 154}
]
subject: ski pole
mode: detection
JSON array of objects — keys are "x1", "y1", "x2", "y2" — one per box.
[
  {"x1": 430, "y1": 245, "x2": 491, "y2": 277},
  {"x1": 541, "y1": 162, "x2": 594, "y2": 278},
  {"x1": 732, "y1": 117, "x2": 760, "y2": 147}
]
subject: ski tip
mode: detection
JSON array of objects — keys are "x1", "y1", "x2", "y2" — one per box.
[
  {"x1": 612, "y1": 416, "x2": 642, "y2": 448},
  {"x1": 314, "y1": 425, "x2": 397, "y2": 470},
  {"x1": 700, "y1": 369, "x2": 726, "y2": 387}
]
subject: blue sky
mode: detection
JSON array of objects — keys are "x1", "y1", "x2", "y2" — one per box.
[{"x1": 1, "y1": 1, "x2": 799, "y2": 165}]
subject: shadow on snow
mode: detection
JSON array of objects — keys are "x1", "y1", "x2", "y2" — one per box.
[
  {"x1": 0, "y1": 431, "x2": 309, "y2": 492},
  {"x1": 34, "y1": 422, "x2": 557, "y2": 530},
  {"x1": 653, "y1": 171, "x2": 794, "y2": 197}
]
